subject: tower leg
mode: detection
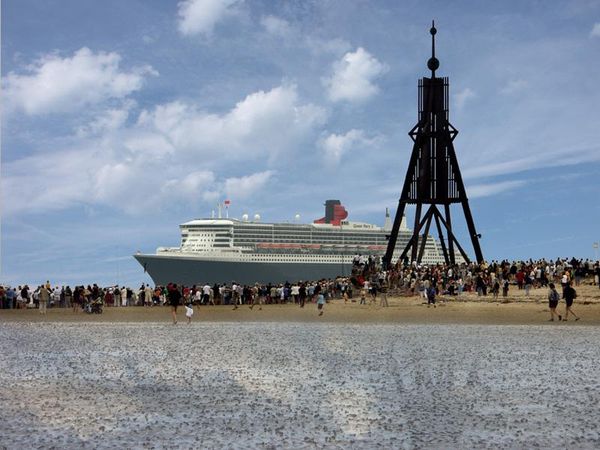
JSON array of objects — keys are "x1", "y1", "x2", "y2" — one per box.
[
  {"x1": 461, "y1": 199, "x2": 484, "y2": 263},
  {"x1": 417, "y1": 207, "x2": 434, "y2": 263},
  {"x1": 432, "y1": 208, "x2": 471, "y2": 263},
  {"x1": 383, "y1": 200, "x2": 407, "y2": 268},
  {"x1": 444, "y1": 204, "x2": 455, "y2": 264},
  {"x1": 410, "y1": 203, "x2": 422, "y2": 262},
  {"x1": 433, "y1": 210, "x2": 449, "y2": 264}
]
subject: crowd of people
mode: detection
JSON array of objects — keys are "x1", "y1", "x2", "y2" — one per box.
[
  {"x1": 0, "y1": 279, "x2": 354, "y2": 313},
  {"x1": 1, "y1": 257, "x2": 599, "y2": 321},
  {"x1": 383, "y1": 256, "x2": 600, "y2": 297}
]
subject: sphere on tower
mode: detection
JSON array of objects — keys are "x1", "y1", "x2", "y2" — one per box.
[{"x1": 427, "y1": 57, "x2": 439, "y2": 72}]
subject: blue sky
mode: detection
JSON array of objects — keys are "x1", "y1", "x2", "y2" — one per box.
[{"x1": 2, "y1": 0, "x2": 600, "y2": 288}]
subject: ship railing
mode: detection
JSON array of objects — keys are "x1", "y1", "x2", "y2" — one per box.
[{"x1": 157, "y1": 247, "x2": 181, "y2": 253}]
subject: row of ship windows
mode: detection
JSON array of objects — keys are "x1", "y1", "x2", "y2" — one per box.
[
  {"x1": 239, "y1": 256, "x2": 348, "y2": 261},
  {"x1": 234, "y1": 230, "x2": 380, "y2": 236},
  {"x1": 233, "y1": 239, "x2": 386, "y2": 244},
  {"x1": 186, "y1": 229, "x2": 385, "y2": 238},
  {"x1": 232, "y1": 235, "x2": 386, "y2": 241}
]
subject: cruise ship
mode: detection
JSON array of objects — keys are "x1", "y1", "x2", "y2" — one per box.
[{"x1": 134, "y1": 200, "x2": 447, "y2": 286}]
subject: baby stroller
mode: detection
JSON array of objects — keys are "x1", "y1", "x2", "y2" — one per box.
[{"x1": 85, "y1": 297, "x2": 103, "y2": 314}]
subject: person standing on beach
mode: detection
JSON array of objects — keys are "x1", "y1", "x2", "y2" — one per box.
[
  {"x1": 168, "y1": 283, "x2": 182, "y2": 324},
  {"x1": 563, "y1": 281, "x2": 580, "y2": 321},
  {"x1": 317, "y1": 292, "x2": 325, "y2": 316},
  {"x1": 39, "y1": 285, "x2": 49, "y2": 314},
  {"x1": 379, "y1": 280, "x2": 389, "y2": 307},
  {"x1": 426, "y1": 285, "x2": 436, "y2": 308},
  {"x1": 299, "y1": 283, "x2": 307, "y2": 308},
  {"x1": 547, "y1": 283, "x2": 561, "y2": 322},
  {"x1": 121, "y1": 286, "x2": 128, "y2": 307},
  {"x1": 250, "y1": 284, "x2": 266, "y2": 310},
  {"x1": 491, "y1": 279, "x2": 500, "y2": 300},
  {"x1": 502, "y1": 278, "x2": 509, "y2": 297}
]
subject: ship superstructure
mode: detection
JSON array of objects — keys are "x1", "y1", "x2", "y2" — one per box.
[{"x1": 134, "y1": 200, "x2": 449, "y2": 285}]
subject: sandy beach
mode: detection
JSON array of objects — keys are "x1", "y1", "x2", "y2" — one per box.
[{"x1": 2, "y1": 283, "x2": 600, "y2": 325}]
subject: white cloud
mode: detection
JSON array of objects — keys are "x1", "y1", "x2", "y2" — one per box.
[
  {"x1": 224, "y1": 171, "x2": 274, "y2": 199},
  {"x1": 76, "y1": 100, "x2": 135, "y2": 137},
  {"x1": 453, "y1": 87, "x2": 476, "y2": 111},
  {"x1": 319, "y1": 129, "x2": 374, "y2": 165},
  {"x1": 467, "y1": 180, "x2": 526, "y2": 199},
  {"x1": 260, "y1": 15, "x2": 291, "y2": 37},
  {"x1": 324, "y1": 47, "x2": 388, "y2": 103},
  {"x1": 162, "y1": 170, "x2": 216, "y2": 200},
  {"x1": 177, "y1": 0, "x2": 241, "y2": 36},
  {"x1": 2, "y1": 85, "x2": 326, "y2": 217},
  {"x1": 591, "y1": 22, "x2": 600, "y2": 37},
  {"x1": 136, "y1": 84, "x2": 327, "y2": 162},
  {"x1": 3, "y1": 48, "x2": 156, "y2": 115},
  {"x1": 462, "y1": 145, "x2": 600, "y2": 180}
]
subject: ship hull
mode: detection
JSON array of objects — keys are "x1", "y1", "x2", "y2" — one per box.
[{"x1": 134, "y1": 254, "x2": 356, "y2": 286}]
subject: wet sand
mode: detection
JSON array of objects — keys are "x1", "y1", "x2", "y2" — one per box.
[{"x1": 1, "y1": 322, "x2": 599, "y2": 448}]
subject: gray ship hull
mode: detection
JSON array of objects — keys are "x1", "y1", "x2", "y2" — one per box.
[{"x1": 134, "y1": 254, "x2": 355, "y2": 286}]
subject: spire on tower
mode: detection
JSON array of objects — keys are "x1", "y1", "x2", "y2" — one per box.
[{"x1": 427, "y1": 20, "x2": 439, "y2": 78}]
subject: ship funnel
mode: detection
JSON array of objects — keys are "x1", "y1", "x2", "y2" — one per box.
[{"x1": 314, "y1": 200, "x2": 348, "y2": 226}]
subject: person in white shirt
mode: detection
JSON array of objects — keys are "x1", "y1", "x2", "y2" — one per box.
[
  {"x1": 203, "y1": 284, "x2": 213, "y2": 305},
  {"x1": 52, "y1": 288, "x2": 61, "y2": 308},
  {"x1": 185, "y1": 302, "x2": 194, "y2": 324},
  {"x1": 194, "y1": 289, "x2": 202, "y2": 304},
  {"x1": 232, "y1": 283, "x2": 239, "y2": 309}
]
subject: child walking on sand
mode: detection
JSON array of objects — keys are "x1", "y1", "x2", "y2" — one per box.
[
  {"x1": 547, "y1": 283, "x2": 561, "y2": 322},
  {"x1": 185, "y1": 301, "x2": 194, "y2": 324},
  {"x1": 317, "y1": 292, "x2": 325, "y2": 316},
  {"x1": 359, "y1": 287, "x2": 367, "y2": 305}
]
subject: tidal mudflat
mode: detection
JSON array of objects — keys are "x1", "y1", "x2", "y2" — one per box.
[{"x1": 1, "y1": 323, "x2": 599, "y2": 448}]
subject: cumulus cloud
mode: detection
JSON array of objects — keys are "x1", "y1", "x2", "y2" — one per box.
[
  {"x1": 324, "y1": 47, "x2": 388, "y2": 103},
  {"x1": 76, "y1": 100, "x2": 135, "y2": 137},
  {"x1": 224, "y1": 171, "x2": 274, "y2": 199},
  {"x1": 319, "y1": 129, "x2": 375, "y2": 165},
  {"x1": 177, "y1": 0, "x2": 241, "y2": 36},
  {"x1": 136, "y1": 84, "x2": 327, "y2": 161},
  {"x1": 3, "y1": 48, "x2": 156, "y2": 115},
  {"x1": 453, "y1": 87, "x2": 476, "y2": 111},
  {"x1": 2, "y1": 85, "x2": 326, "y2": 217},
  {"x1": 162, "y1": 170, "x2": 216, "y2": 200},
  {"x1": 591, "y1": 23, "x2": 600, "y2": 37}
]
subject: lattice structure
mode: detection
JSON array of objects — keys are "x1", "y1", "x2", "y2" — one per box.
[{"x1": 383, "y1": 22, "x2": 483, "y2": 267}]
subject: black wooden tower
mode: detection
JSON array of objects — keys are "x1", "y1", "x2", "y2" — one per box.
[{"x1": 383, "y1": 22, "x2": 483, "y2": 268}]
